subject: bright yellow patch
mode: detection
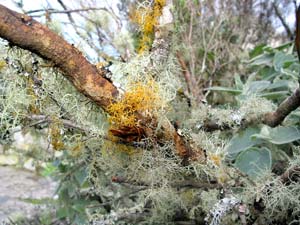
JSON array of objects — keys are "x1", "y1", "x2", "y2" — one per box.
[
  {"x1": 130, "y1": 0, "x2": 166, "y2": 53},
  {"x1": 107, "y1": 79, "x2": 162, "y2": 129}
]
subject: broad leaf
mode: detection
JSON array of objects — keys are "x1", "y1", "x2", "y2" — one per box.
[
  {"x1": 252, "y1": 126, "x2": 300, "y2": 144},
  {"x1": 226, "y1": 127, "x2": 262, "y2": 157},
  {"x1": 234, "y1": 147, "x2": 271, "y2": 178},
  {"x1": 273, "y1": 51, "x2": 296, "y2": 71}
]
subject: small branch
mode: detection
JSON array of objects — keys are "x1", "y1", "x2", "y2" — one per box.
[
  {"x1": 176, "y1": 51, "x2": 193, "y2": 95},
  {"x1": 111, "y1": 176, "x2": 221, "y2": 189},
  {"x1": 26, "y1": 7, "x2": 107, "y2": 15},
  {"x1": 279, "y1": 165, "x2": 300, "y2": 184},
  {"x1": 263, "y1": 88, "x2": 300, "y2": 127},
  {"x1": 200, "y1": 88, "x2": 300, "y2": 132},
  {"x1": 0, "y1": 4, "x2": 118, "y2": 109},
  {"x1": 176, "y1": 52, "x2": 203, "y2": 105},
  {"x1": 26, "y1": 114, "x2": 86, "y2": 131},
  {"x1": 272, "y1": 2, "x2": 293, "y2": 39}
]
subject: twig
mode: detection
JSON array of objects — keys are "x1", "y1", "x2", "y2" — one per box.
[
  {"x1": 176, "y1": 52, "x2": 203, "y2": 105},
  {"x1": 279, "y1": 165, "x2": 300, "y2": 184},
  {"x1": 26, "y1": 114, "x2": 87, "y2": 131},
  {"x1": 263, "y1": 88, "x2": 300, "y2": 127},
  {"x1": 25, "y1": 7, "x2": 107, "y2": 15},
  {"x1": 111, "y1": 175, "x2": 221, "y2": 189},
  {"x1": 272, "y1": 2, "x2": 293, "y2": 39},
  {"x1": 199, "y1": 88, "x2": 300, "y2": 132},
  {"x1": 88, "y1": 186, "x2": 148, "y2": 208}
]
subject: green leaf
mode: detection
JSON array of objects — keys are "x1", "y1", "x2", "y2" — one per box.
[
  {"x1": 41, "y1": 163, "x2": 58, "y2": 177},
  {"x1": 57, "y1": 207, "x2": 68, "y2": 219},
  {"x1": 258, "y1": 91, "x2": 288, "y2": 99},
  {"x1": 74, "y1": 213, "x2": 88, "y2": 225},
  {"x1": 244, "y1": 80, "x2": 270, "y2": 95},
  {"x1": 234, "y1": 147, "x2": 271, "y2": 178},
  {"x1": 266, "y1": 80, "x2": 290, "y2": 90},
  {"x1": 252, "y1": 126, "x2": 300, "y2": 144},
  {"x1": 234, "y1": 74, "x2": 244, "y2": 90},
  {"x1": 273, "y1": 51, "x2": 296, "y2": 71},
  {"x1": 249, "y1": 53, "x2": 273, "y2": 66},
  {"x1": 205, "y1": 86, "x2": 242, "y2": 94},
  {"x1": 249, "y1": 44, "x2": 267, "y2": 58},
  {"x1": 226, "y1": 127, "x2": 262, "y2": 157},
  {"x1": 274, "y1": 41, "x2": 294, "y2": 52},
  {"x1": 19, "y1": 197, "x2": 55, "y2": 205},
  {"x1": 74, "y1": 167, "x2": 88, "y2": 187}
]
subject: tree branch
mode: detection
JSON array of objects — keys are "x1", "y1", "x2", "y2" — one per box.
[
  {"x1": 0, "y1": 4, "x2": 118, "y2": 110},
  {"x1": 200, "y1": 88, "x2": 300, "y2": 132},
  {"x1": 26, "y1": 7, "x2": 107, "y2": 16},
  {"x1": 263, "y1": 88, "x2": 300, "y2": 127},
  {"x1": 272, "y1": 2, "x2": 293, "y2": 39},
  {"x1": 0, "y1": 4, "x2": 200, "y2": 164}
]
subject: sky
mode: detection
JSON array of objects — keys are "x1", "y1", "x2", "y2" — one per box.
[
  {"x1": 1, "y1": 0, "x2": 299, "y2": 32},
  {"x1": 0, "y1": 0, "x2": 299, "y2": 57},
  {"x1": 0, "y1": 0, "x2": 123, "y2": 61}
]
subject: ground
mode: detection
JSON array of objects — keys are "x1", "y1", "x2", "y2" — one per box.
[{"x1": 0, "y1": 166, "x2": 56, "y2": 223}]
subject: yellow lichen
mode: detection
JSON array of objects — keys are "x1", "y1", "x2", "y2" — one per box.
[
  {"x1": 208, "y1": 153, "x2": 222, "y2": 167},
  {"x1": 130, "y1": 0, "x2": 166, "y2": 53},
  {"x1": 49, "y1": 116, "x2": 64, "y2": 151},
  {"x1": 107, "y1": 79, "x2": 162, "y2": 129},
  {"x1": 0, "y1": 60, "x2": 6, "y2": 70}
]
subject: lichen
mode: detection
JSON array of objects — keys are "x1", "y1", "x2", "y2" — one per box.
[
  {"x1": 107, "y1": 78, "x2": 163, "y2": 129},
  {"x1": 130, "y1": 0, "x2": 166, "y2": 54}
]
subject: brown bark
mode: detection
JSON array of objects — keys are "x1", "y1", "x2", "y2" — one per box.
[
  {"x1": 263, "y1": 88, "x2": 300, "y2": 127},
  {"x1": 0, "y1": 4, "x2": 198, "y2": 163},
  {"x1": 296, "y1": 5, "x2": 300, "y2": 61},
  {"x1": 0, "y1": 4, "x2": 118, "y2": 110}
]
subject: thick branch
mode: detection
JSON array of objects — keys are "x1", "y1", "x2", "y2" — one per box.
[{"x1": 0, "y1": 4, "x2": 118, "y2": 110}]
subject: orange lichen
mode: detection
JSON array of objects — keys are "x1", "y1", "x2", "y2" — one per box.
[
  {"x1": 107, "y1": 79, "x2": 162, "y2": 129},
  {"x1": 130, "y1": 0, "x2": 166, "y2": 53}
]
